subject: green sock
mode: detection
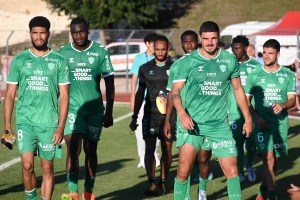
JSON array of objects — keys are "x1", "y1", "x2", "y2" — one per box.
[
  {"x1": 257, "y1": 184, "x2": 268, "y2": 196},
  {"x1": 268, "y1": 191, "x2": 277, "y2": 199},
  {"x1": 185, "y1": 175, "x2": 191, "y2": 199},
  {"x1": 174, "y1": 178, "x2": 188, "y2": 200},
  {"x1": 84, "y1": 176, "x2": 96, "y2": 193},
  {"x1": 25, "y1": 188, "x2": 36, "y2": 200},
  {"x1": 67, "y1": 173, "x2": 78, "y2": 193},
  {"x1": 40, "y1": 198, "x2": 47, "y2": 200},
  {"x1": 227, "y1": 176, "x2": 242, "y2": 200},
  {"x1": 199, "y1": 177, "x2": 208, "y2": 191}
]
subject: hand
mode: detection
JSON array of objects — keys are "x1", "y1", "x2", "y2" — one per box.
[
  {"x1": 242, "y1": 121, "x2": 253, "y2": 138},
  {"x1": 163, "y1": 121, "x2": 171, "y2": 139},
  {"x1": 179, "y1": 112, "x2": 194, "y2": 130},
  {"x1": 272, "y1": 103, "x2": 284, "y2": 115},
  {"x1": 52, "y1": 127, "x2": 64, "y2": 146},
  {"x1": 103, "y1": 113, "x2": 113, "y2": 128},
  {"x1": 255, "y1": 115, "x2": 268, "y2": 129},
  {"x1": 129, "y1": 118, "x2": 138, "y2": 131},
  {"x1": 287, "y1": 184, "x2": 300, "y2": 200},
  {"x1": 2, "y1": 128, "x2": 15, "y2": 140}
]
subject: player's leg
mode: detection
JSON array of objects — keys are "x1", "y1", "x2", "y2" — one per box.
[
  {"x1": 234, "y1": 137, "x2": 246, "y2": 182},
  {"x1": 144, "y1": 137, "x2": 158, "y2": 195},
  {"x1": 62, "y1": 112, "x2": 85, "y2": 199},
  {"x1": 154, "y1": 138, "x2": 161, "y2": 167},
  {"x1": 157, "y1": 140, "x2": 172, "y2": 195},
  {"x1": 40, "y1": 159, "x2": 54, "y2": 199},
  {"x1": 245, "y1": 134, "x2": 256, "y2": 182},
  {"x1": 136, "y1": 102, "x2": 146, "y2": 168},
  {"x1": 17, "y1": 124, "x2": 38, "y2": 200},
  {"x1": 198, "y1": 147, "x2": 212, "y2": 199}
]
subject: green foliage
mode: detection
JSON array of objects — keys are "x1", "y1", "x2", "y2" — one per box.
[{"x1": 43, "y1": 0, "x2": 163, "y2": 28}]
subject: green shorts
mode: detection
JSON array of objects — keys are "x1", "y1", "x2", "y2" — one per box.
[
  {"x1": 64, "y1": 110, "x2": 104, "y2": 141},
  {"x1": 16, "y1": 124, "x2": 58, "y2": 160},
  {"x1": 176, "y1": 125, "x2": 212, "y2": 152},
  {"x1": 253, "y1": 127, "x2": 288, "y2": 157},
  {"x1": 200, "y1": 122, "x2": 237, "y2": 158},
  {"x1": 229, "y1": 114, "x2": 244, "y2": 138}
]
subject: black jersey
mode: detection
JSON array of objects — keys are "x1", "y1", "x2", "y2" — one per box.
[{"x1": 138, "y1": 59, "x2": 174, "y2": 113}]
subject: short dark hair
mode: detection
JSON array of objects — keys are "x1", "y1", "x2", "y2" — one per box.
[
  {"x1": 154, "y1": 35, "x2": 169, "y2": 45},
  {"x1": 199, "y1": 21, "x2": 219, "y2": 35},
  {"x1": 70, "y1": 17, "x2": 89, "y2": 29},
  {"x1": 231, "y1": 35, "x2": 249, "y2": 47},
  {"x1": 263, "y1": 39, "x2": 280, "y2": 52},
  {"x1": 181, "y1": 30, "x2": 198, "y2": 42},
  {"x1": 29, "y1": 16, "x2": 50, "y2": 31},
  {"x1": 144, "y1": 33, "x2": 158, "y2": 44}
]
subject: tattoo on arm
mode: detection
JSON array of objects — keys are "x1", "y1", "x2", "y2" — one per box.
[{"x1": 172, "y1": 94, "x2": 181, "y2": 101}]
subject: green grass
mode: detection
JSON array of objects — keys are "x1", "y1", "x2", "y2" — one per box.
[
  {"x1": 0, "y1": 105, "x2": 300, "y2": 199},
  {"x1": 176, "y1": 0, "x2": 300, "y2": 29}
]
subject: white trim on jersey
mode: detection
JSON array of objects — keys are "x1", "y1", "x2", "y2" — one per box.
[
  {"x1": 29, "y1": 49, "x2": 52, "y2": 57},
  {"x1": 102, "y1": 72, "x2": 115, "y2": 78},
  {"x1": 7, "y1": 81, "x2": 18, "y2": 84},
  {"x1": 59, "y1": 82, "x2": 71, "y2": 85},
  {"x1": 71, "y1": 41, "x2": 93, "y2": 52},
  {"x1": 166, "y1": 87, "x2": 171, "y2": 91},
  {"x1": 287, "y1": 91, "x2": 297, "y2": 95},
  {"x1": 173, "y1": 79, "x2": 186, "y2": 82},
  {"x1": 246, "y1": 93, "x2": 253, "y2": 96},
  {"x1": 197, "y1": 48, "x2": 221, "y2": 60}
]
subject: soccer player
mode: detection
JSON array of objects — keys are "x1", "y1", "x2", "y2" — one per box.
[
  {"x1": 171, "y1": 21, "x2": 253, "y2": 200},
  {"x1": 129, "y1": 35, "x2": 176, "y2": 196},
  {"x1": 59, "y1": 17, "x2": 115, "y2": 200},
  {"x1": 2, "y1": 16, "x2": 70, "y2": 200},
  {"x1": 164, "y1": 30, "x2": 212, "y2": 200},
  {"x1": 130, "y1": 32, "x2": 160, "y2": 168},
  {"x1": 245, "y1": 39, "x2": 296, "y2": 200},
  {"x1": 229, "y1": 35, "x2": 261, "y2": 183}
]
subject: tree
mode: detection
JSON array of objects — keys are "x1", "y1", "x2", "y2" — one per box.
[{"x1": 43, "y1": 0, "x2": 163, "y2": 29}]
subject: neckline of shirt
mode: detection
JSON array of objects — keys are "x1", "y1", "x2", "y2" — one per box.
[{"x1": 71, "y1": 41, "x2": 93, "y2": 52}]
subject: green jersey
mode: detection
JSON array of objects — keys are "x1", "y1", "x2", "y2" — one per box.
[
  {"x1": 174, "y1": 49, "x2": 239, "y2": 126},
  {"x1": 59, "y1": 41, "x2": 114, "y2": 115},
  {"x1": 228, "y1": 58, "x2": 261, "y2": 116},
  {"x1": 8, "y1": 49, "x2": 70, "y2": 127},
  {"x1": 245, "y1": 66, "x2": 296, "y2": 126}
]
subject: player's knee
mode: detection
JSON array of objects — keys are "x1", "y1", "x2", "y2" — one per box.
[
  {"x1": 41, "y1": 163, "x2": 54, "y2": 175},
  {"x1": 22, "y1": 162, "x2": 34, "y2": 175},
  {"x1": 176, "y1": 170, "x2": 189, "y2": 181},
  {"x1": 224, "y1": 165, "x2": 239, "y2": 178}
]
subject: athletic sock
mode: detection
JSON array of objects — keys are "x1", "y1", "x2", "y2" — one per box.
[
  {"x1": 40, "y1": 197, "x2": 47, "y2": 200},
  {"x1": 227, "y1": 176, "x2": 242, "y2": 200},
  {"x1": 268, "y1": 191, "x2": 277, "y2": 199},
  {"x1": 158, "y1": 178, "x2": 165, "y2": 184},
  {"x1": 235, "y1": 138, "x2": 245, "y2": 175},
  {"x1": 148, "y1": 177, "x2": 155, "y2": 184},
  {"x1": 199, "y1": 177, "x2": 208, "y2": 191},
  {"x1": 185, "y1": 175, "x2": 191, "y2": 199},
  {"x1": 257, "y1": 184, "x2": 268, "y2": 196},
  {"x1": 67, "y1": 173, "x2": 78, "y2": 193},
  {"x1": 174, "y1": 178, "x2": 188, "y2": 200},
  {"x1": 25, "y1": 188, "x2": 37, "y2": 200},
  {"x1": 84, "y1": 176, "x2": 96, "y2": 193},
  {"x1": 246, "y1": 140, "x2": 256, "y2": 166}
]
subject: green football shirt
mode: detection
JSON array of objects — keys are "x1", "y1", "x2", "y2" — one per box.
[
  {"x1": 8, "y1": 49, "x2": 70, "y2": 127},
  {"x1": 59, "y1": 41, "x2": 114, "y2": 115},
  {"x1": 245, "y1": 66, "x2": 296, "y2": 126},
  {"x1": 228, "y1": 57, "x2": 262, "y2": 117},
  {"x1": 173, "y1": 49, "x2": 239, "y2": 126}
]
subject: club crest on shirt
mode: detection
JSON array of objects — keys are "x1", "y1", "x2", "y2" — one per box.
[
  {"x1": 18, "y1": 142, "x2": 23, "y2": 150},
  {"x1": 149, "y1": 128, "x2": 155, "y2": 135},
  {"x1": 278, "y1": 77, "x2": 284, "y2": 84},
  {"x1": 219, "y1": 64, "x2": 226, "y2": 72},
  {"x1": 247, "y1": 67, "x2": 253, "y2": 74},
  {"x1": 88, "y1": 57, "x2": 95, "y2": 64},
  {"x1": 48, "y1": 63, "x2": 55, "y2": 70},
  {"x1": 166, "y1": 70, "x2": 169, "y2": 76},
  {"x1": 70, "y1": 124, "x2": 76, "y2": 130}
]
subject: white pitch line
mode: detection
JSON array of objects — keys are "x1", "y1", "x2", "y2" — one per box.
[{"x1": 0, "y1": 112, "x2": 132, "y2": 171}]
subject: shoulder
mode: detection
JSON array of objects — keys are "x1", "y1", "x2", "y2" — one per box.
[
  {"x1": 50, "y1": 50, "x2": 68, "y2": 61},
  {"x1": 281, "y1": 66, "x2": 295, "y2": 76},
  {"x1": 220, "y1": 49, "x2": 236, "y2": 61},
  {"x1": 12, "y1": 50, "x2": 29, "y2": 61},
  {"x1": 58, "y1": 42, "x2": 72, "y2": 52},
  {"x1": 91, "y1": 41, "x2": 108, "y2": 53}
]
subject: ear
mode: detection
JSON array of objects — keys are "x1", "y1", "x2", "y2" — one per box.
[
  {"x1": 277, "y1": 51, "x2": 280, "y2": 58},
  {"x1": 87, "y1": 28, "x2": 90, "y2": 35},
  {"x1": 198, "y1": 34, "x2": 201, "y2": 44},
  {"x1": 168, "y1": 43, "x2": 171, "y2": 51}
]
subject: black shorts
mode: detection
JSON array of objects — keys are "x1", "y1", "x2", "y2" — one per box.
[{"x1": 142, "y1": 109, "x2": 176, "y2": 142}]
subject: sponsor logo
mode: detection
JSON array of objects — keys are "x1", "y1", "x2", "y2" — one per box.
[
  {"x1": 149, "y1": 70, "x2": 154, "y2": 75},
  {"x1": 278, "y1": 77, "x2": 284, "y2": 84},
  {"x1": 87, "y1": 52, "x2": 99, "y2": 56},
  {"x1": 77, "y1": 62, "x2": 86, "y2": 66},
  {"x1": 275, "y1": 73, "x2": 287, "y2": 77},
  {"x1": 105, "y1": 55, "x2": 110, "y2": 70},
  {"x1": 216, "y1": 59, "x2": 230, "y2": 63},
  {"x1": 229, "y1": 148, "x2": 234, "y2": 153},
  {"x1": 48, "y1": 63, "x2": 55, "y2": 70},
  {"x1": 260, "y1": 79, "x2": 265, "y2": 84},
  {"x1": 267, "y1": 83, "x2": 276, "y2": 87},
  {"x1": 33, "y1": 70, "x2": 43, "y2": 75},
  {"x1": 219, "y1": 64, "x2": 226, "y2": 72},
  {"x1": 207, "y1": 72, "x2": 216, "y2": 77},
  {"x1": 259, "y1": 143, "x2": 265, "y2": 150},
  {"x1": 45, "y1": 57, "x2": 59, "y2": 62},
  {"x1": 149, "y1": 128, "x2": 155, "y2": 134},
  {"x1": 87, "y1": 125, "x2": 100, "y2": 133},
  {"x1": 88, "y1": 57, "x2": 95, "y2": 64},
  {"x1": 198, "y1": 66, "x2": 203, "y2": 72},
  {"x1": 70, "y1": 124, "x2": 76, "y2": 130},
  {"x1": 26, "y1": 63, "x2": 32, "y2": 68},
  {"x1": 39, "y1": 143, "x2": 55, "y2": 151},
  {"x1": 69, "y1": 58, "x2": 74, "y2": 63}
]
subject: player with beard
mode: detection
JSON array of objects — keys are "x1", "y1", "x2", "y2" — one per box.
[
  {"x1": 2, "y1": 16, "x2": 70, "y2": 200},
  {"x1": 165, "y1": 30, "x2": 213, "y2": 200},
  {"x1": 171, "y1": 21, "x2": 253, "y2": 200},
  {"x1": 129, "y1": 35, "x2": 176, "y2": 196},
  {"x1": 245, "y1": 39, "x2": 296, "y2": 200},
  {"x1": 59, "y1": 17, "x2": 115, "y2": 200},
  {"x1": 229, "y1": 35, "x2": 261, "y2": 183}
]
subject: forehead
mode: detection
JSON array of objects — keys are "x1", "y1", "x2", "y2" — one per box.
[
  {"x1": 200, "y1": 32, "x2": 218, "y2": 38},
  {"x1": 31, "y1": 27, "x2": 48, "y2": 32},
  {"x1": 154, "y1": 40, "x2": 168, "y2": 47},
  {"x1": 263, "y1": 47, "x2": 277, "y2": 53},
  {"x1": 183, "y1": 34, "x2": 197, "y2": 41},
  {"x1": 232, "y1": 43, "x2": 245, "y2": 48},
  {"x1": 70, "y1": 23, "x2": 87, "y2": 31}
]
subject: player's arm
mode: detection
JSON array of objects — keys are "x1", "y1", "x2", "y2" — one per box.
[
  {"x1": 171, "y1": 81, "x2": 194, "y2": 130},
  {"x1": 272, "y1": 93, "x2": 296, "y2": 115},
  {"x1": 53, "y1": 84, "x2": 69, "y2": 145},
  {"x1": 246, "y1": 95, "x2": 268, "y2": 129},
  {"x1": 130, "y1": 74, "x2": 138, "y2": 111},
  {"x1": 163, "y1": 90, "x2": 173, "y2": 138},
  {"x1": 103, "y1": 75, "x2": 115, "y2": 127},
  {"x1": 3, "y1": 84, "x2": 17, "y2": 138},
  {"x1": 231, "y1": 77, "x2": 253, "y2": 137}
]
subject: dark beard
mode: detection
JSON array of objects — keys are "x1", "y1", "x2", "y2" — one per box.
[
  {"x1": 32, "y1": 40, "x2": 48, "y2": 51},
  {"x1": 155, "y1": 54, "x2": 168, "y2": 62}
]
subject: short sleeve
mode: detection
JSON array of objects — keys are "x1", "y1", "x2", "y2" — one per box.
[
  {"x1": 7, "y1": 57, "x2": 20, "y2": 84},
  {"x1": 99, "y1": 49, "x2": 115, "y2": 77},
  {"x1": 130, "y1": 54, "x2": 143, "y2": 75},
  {"x1": 230, "y1": 58, "x2": 240, "y2": 79},
  {"x1": 58, "y1": 58, "x2": 70, "y2": 85},
  {"x1": 287, "y1": 72, "x2": 297, "y2": 94},
  {"x1": 244, "y1": 72, "x2": 255, "y2": 96},
  {"x1": 173, "y1": 56, "x2": 189, "y2": 82}
]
